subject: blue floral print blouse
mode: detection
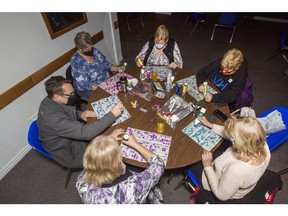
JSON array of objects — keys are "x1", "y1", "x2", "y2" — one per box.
[
  {"x1": 76, "y1": 154, "x2": 165, "y2": 204},
  {"x1": 70, "y1": 48, "x2": 112, "y2": 92}
]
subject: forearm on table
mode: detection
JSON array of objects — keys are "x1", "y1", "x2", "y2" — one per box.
[
  {"x1": 212, "y1": 124, "x2": 227, "y2": 138},
  {"x1": 131, "y1": 143, "x2": 153, "y2": 162}
]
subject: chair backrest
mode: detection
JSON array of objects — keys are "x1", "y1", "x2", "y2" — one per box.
[
  {"x1": 190, "y1": 13, "x2": 205, "y2": 22},
  {"x1": 66, "y1": 65, "x2": 73, "y2": 81},
  {"x1": 258, "y1": 107, "x2": 288, "y2": 151},
  {"x1": 281, "y1": 23, "x2": 288, "y2": 48},
  {"x1": 218, "y1": 13, "x2": 237, "y2": 26},
  {"x1": 193, "y1": 169, "x2": 283, "y2": 204},
  {"x1": 28, "y1": 120, "x2": 52, "y2": 158},
  {"x1": 235, "y1": 76, "x2": 254, "y2": 109}
]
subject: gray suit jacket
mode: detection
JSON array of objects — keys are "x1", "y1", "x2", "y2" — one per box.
[{"x1": 37, "y1": 97, "x2": 116, "y2": 168}]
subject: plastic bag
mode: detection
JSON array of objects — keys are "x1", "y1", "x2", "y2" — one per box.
[
  {"x1": 157, "y1": 94, "x2": 194, "y2": 127},
  {"x1": 230, "y1": 107, "x2": 256, "y2": 118},
  {"x1": 257, "y1": 110, "x2": 287, "y2": 135}
]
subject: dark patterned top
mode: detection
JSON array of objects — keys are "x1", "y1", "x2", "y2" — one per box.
[
  {"x1": 76, "y1": 155, "x2": 165, "y2": 204},
  {"x1": 136, "y1": 41, "x2": 183, "y2": 68}
]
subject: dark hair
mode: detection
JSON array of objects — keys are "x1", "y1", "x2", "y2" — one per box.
[
  {"x1": 44, "y1": 76, "x2": 71, "y2": 98},
  {"x1": 74, "y1": 31, "x2": 92, "y2": 50}
]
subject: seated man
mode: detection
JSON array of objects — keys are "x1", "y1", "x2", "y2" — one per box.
[
  {"x1": 70, "y1": 31, "x2": 123, "y2": 101},
  {"x1": 196, "y1": 48, "x2": 251, "y2": 110},
  {"x1": 37, "y1": 76, "x2": 124, "y2": 168}
]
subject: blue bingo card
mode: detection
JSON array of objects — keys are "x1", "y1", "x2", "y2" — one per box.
[{"x1": 182, "y1": 120, "x2": 222, "y2": 151}]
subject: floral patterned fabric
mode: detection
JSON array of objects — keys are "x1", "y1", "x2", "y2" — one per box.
[
  {"x1": 76, "y1": 155, "x2": 165, "y2": 204},
  {"x1": 70, "y1": 48, "x2": 112, "y2": 92},
  {"x1": 136, "y1": 41, "x2": 183, "y2": 68}
]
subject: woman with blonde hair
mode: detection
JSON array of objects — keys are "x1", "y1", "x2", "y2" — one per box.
[
  {"x1": 196, "y1": 48, "x2": 251, "y2": 110},
  {"x1": 135, "y1": 25, "x2": 183, "y2": 69},
  {"x1": 189, "y1": 115, "x2": 270, "y2": 202},
  {"x1": 76, "y1": 129, "x2": 165, "y2": 204}
]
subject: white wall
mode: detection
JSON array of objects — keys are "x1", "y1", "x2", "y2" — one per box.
[{"x1": 0, "y1": 12, "x2": 123, "y2": 179}]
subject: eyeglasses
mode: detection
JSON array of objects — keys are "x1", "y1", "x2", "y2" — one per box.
[{"x1": 61, "y1": 92, "x2": 74, "y2": 97}]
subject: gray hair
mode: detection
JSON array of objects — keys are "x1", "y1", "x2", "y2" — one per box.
[{"x1": 74, "y1": 31, "x2": 92, "y2": 50}]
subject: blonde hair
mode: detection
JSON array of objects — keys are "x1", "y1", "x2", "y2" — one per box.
[
  {"x1": 224, "y1": 116, "x2": 267, "y2": 163},
  {"x1": 82, "y1": 135, "x2": 123, "y2": 187},
  {"x1": 220, "y1": 48, "x2": 244, "y2": 71},
  {"x1": 155, "y1": 25, "x2": 169, "y2": 42}
]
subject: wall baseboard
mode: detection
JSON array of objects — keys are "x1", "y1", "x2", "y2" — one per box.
[{"x1": 0, "y1": 145, "x2": 31, "y2": 180}]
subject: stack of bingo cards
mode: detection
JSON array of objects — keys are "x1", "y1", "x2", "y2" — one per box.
[
  {"x1": 176, "y1": 75, "x2": 217, "y2": 102},
  {"x1": 98, "y1": 72, "x2": 134, "y2": 95},
  {"x1": 91, "y1": 95, "x2": 131, "y2": 126},
  {"x1": 120, "y1": 127, "x2": 172, "y2": 166},
  {"x1": 182, "y1": 120, "x2": 222, "y2": 151}
]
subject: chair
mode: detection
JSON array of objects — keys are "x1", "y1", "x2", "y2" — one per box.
[
  {"x1": 65, "y1": 65, "x2": 88, "y2": 110},
  {"x1": 190, "y1": 169, "x2": 283, "y2": 204},
  {"x1": 211, "y1": 13, "x2": 238, "y2": 43},
  {"x1": 182, "y1": 13, "x2": 206, "y2": 35},
  {"x1": 28, "y1": 120, "x2": 74, "y2": 188},
  {"x1": 266, "y1": 23, "x2": 288, "y2": 63},
  {"x1": 176, "y1": 168, "x2": 282, "y2": 204},
  {"x1": 126, "y1": 13, "x2": 144, "y2": 31}
]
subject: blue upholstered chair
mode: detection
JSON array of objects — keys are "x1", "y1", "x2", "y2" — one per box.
[
  {"x1": 126, "y1": 13, "x2": 144, "y2": 31},
  {"x1": 182, "y1": 13, "x2": 206, "y2": 35},
  {"x1": 211, "y1": 13, "x2": 238, "y2": 43},
  {"x1": 266, "y1": 23, "x2": 288, "y2": 63},
  {"x1": 28, "y1": 120, "x2": 74, "y2": 188}
]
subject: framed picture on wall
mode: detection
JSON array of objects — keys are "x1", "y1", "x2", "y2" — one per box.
[{"x1": 41, "y1": 13, "x2": 88, "y2": 39}]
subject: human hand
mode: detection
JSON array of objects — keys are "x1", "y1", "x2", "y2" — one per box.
[
  {"x1": 109, "y1": 128, "x2": 126, "y2": 141},
  {"x1": 121, "y1": 135, "x2": 138, "y2": 148},
  {"x1": 80, "y1": 110, "x2": 97, "y2": 121},
  {"x1": 198, "y1": 84, "x2": 204, "y2": 93},
  {"x1": 168, "y1": 62, "x2": 178, "y2": 69},
  {"x1": 202, "y1": 150, "x2": 213, "y2": 168},
  {"x1": 111, "y1": 66, "x2": 122, "y2": 72},
  {"x1": 199, "y1": 116, "x2": 214, "y2": 129},
  {"x1": 111, "y1": 102, "x2": 124, "y2": 117},
  {"x1": 92, "y1": 85, "x2": 98, "y2": 91},
  {"x1": 204, "y1": 92, "x2": 213, "y2": 102},
  {"x1": 135, "y1": 60, "x2": 142, "y2": 68}
]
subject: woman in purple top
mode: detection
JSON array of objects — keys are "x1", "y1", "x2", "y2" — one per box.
[
  {"x1": 76, "y1": 129, "x2": 165, "y2": 204},
  {"x1": 70, "y1": 31, "x2": 123, "y2": 101}
]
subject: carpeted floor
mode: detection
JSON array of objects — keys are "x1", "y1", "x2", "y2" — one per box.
[{"x1": 0, "y1": 12, "x2": 287, "y2": 204}]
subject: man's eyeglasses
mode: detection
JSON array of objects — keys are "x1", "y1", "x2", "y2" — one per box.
[{"x1": 61, "y1": 92, "x2": 74, "y2": 97}]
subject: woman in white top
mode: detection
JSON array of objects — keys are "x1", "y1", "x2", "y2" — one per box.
[{"x1": 196, "y1": 116, "x2": 270, "y2": 201}]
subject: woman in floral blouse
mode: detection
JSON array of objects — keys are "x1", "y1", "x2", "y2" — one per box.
[
  {"x1": 135, "y1": 25, "x2": 183, "y2": 69},
  {"x1": 76, "y1": 129, "x2": 165, "y2": 204},
  {"x1": 70, "y1": 31, "x2": 123, "y2": 101}
]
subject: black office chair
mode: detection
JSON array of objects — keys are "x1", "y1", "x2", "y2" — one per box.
[
  {"x1": 178, "y1": 169, "x2": 283, "y2": 204},
  {"x1": 211, "y1": 13, "x2": 238, "y2": 43},
  {"x1": 65, "y1": 65, "x2": 88, "y2": 110},
  {"x1": 195, "y1": 169, "x2": 282, "y2": 204},
  {"x1": 28, "y1": 120, "x2": 76, "y2": 188}
]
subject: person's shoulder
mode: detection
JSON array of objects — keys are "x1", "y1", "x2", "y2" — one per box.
[{"x1": 71, "y1": 51, "x2": 81, "y2": 61}]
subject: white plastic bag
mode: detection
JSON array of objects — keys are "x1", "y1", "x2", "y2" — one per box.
[
  {"x1": 257, "y1": 110, "x2": 287, "y2": 135},
  {"x1": 230, "y1": 107, "x2": 256, "y2": 118}
]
